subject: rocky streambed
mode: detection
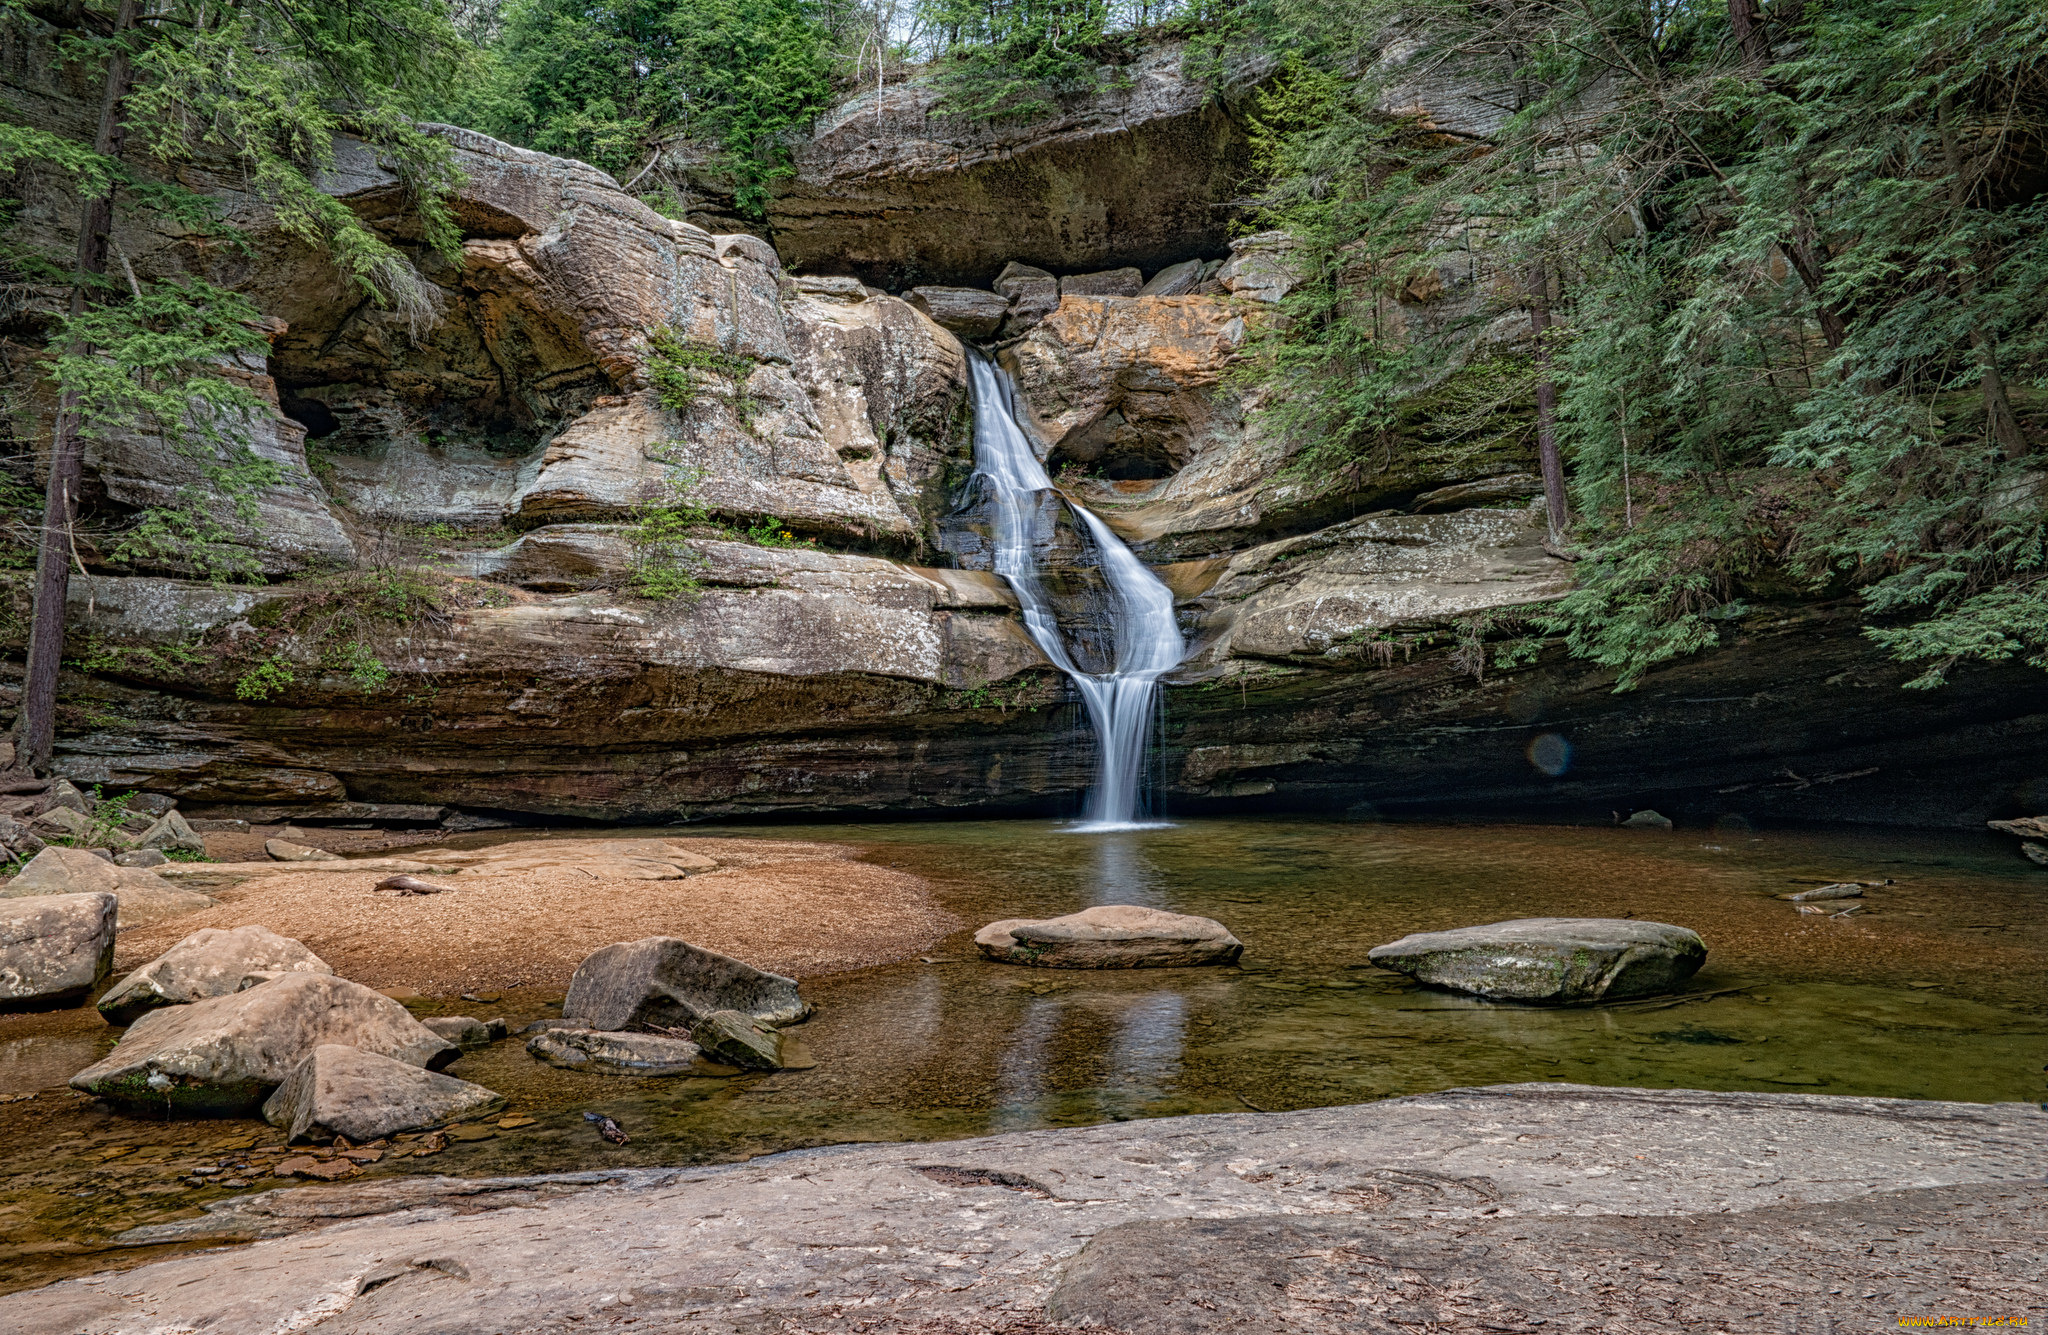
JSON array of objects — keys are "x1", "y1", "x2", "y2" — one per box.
[{"x1": 2, "y1": 816, "x2": 2044, "y2": 1306}]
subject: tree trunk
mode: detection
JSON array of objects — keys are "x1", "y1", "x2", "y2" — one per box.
[
  {"x1": 1527, "y1": 260, "x2": 1568, "y2": 544},
  {"x1": 1725, "y1": 0, "x2": 1848, "y2": 350},
  {"x1": 1726, "y1": 0, "x2": 1772, "y2": 70},
  {"x1": 16, "y1": 0, "x2": 140, "y2": 774},
  {"x1": 1938, "y1": 93, "x2": 2029, "y2": 460}
]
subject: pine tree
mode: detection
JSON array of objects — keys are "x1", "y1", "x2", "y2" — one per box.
[
  {"x1": 0, "y1": 0, "x2": 467, "y2": 771},
  {"x1": 1224, "y1": 0, "x2": 2046, "y2": 690}
]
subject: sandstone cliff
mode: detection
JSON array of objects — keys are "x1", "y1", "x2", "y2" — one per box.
[{"x1": 4, "y1": 44, "x2": 2043, "y2": 830}]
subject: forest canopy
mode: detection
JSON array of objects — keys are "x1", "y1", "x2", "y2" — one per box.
[
  {"x1": 1220, "y1": 0, "x2": 2048, "y2": 691},
  {"x1": 3, "y1": 0, "x2": 2044, "y2": 713}
]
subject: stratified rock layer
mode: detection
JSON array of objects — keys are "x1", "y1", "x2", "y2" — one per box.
[{"x1": 1368, "y1": 918, "x2": 1707, "y2": 1002}]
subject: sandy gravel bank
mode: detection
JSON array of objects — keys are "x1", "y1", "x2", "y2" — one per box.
[{"x1": 115, "y1": 836, "x2": 957, "y2": 995}]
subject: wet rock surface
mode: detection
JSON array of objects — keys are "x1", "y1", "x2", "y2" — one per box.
[
  {"x1": 976, "y1": 905, "x2": 1244, "y2": 969},
  {"x1": 262, "y1": 1044, "x2": 503, "y2": 1144},
  {"x1": 421, "y1": 1016, "x2": 501, "y2": 1049},
  {"x1": 4, "y1": 1085, "x2": 2041, "y2": 1333},
  {"x1": 524, "y1": 1027, "x2": 723, "y2": 1076},
  {"x1": 0, "y1": 893, "x2": 115, "y2": 1007},
  {"x1": 561, "y1": 936, "x2": 809, "y2": 1031},
  {"x1": 70, "y1": 973, "x2": 459, "y2": 1112},
  {"x1": 687, "y1": 1009, "x2": 789, "y2": 1071},
  {"x1": 1368, "y1": 918, "x2": 1708, "y2": 1003}
]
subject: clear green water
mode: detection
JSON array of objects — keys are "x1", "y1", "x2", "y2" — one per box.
[{"x1": 2, "y1": 816, "x2": 2044, "y2": 1288}]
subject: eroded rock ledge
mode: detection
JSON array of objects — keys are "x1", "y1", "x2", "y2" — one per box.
[{"x1": 3, "y1": 1085, "x2": 2041, "y2": 1333}]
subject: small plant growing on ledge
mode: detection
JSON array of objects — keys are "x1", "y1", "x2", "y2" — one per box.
[
  {"x1": 741, "y1": 518, "x2": 815, "y2": 549},
  {"x1": 628, "y1": 447, "x2": 712, "y2": 600},
  {"x1": 234, "y1": 652, "x2": 298, "y2": 701},
  {"x1": 646, "y1": 328, "x2": 758, "y2": 425}
]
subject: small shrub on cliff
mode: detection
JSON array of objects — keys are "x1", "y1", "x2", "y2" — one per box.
[
  {"x1": 741, "y1": 518, "x2": 815, "y2": 549},
  {"x1": 628, "y1": 448, "x2": 713, "y2": 600},
  {"x1": 222, "y1": 567, "x2": 446, "y2": 701},
  {"x1": 647, "y1": 329, "x2": 760, "y2": 425},
  {"x1": 234, "y1": 653, "x2": 298, "y2": 702}
]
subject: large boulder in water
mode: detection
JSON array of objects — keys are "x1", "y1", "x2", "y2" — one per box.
[
  {"x1": 263, "y1": 1044, "x2": 503, "y2": 1144},
  {"x1": 0, "y1": 892, "x2": 116, "y2": 1008},
  {"x1": 70, "y1": 972, "x2": 459, "y2": 1113},
  {"x1": 561, "y1": 936, "x2": 808, "y2": 1030},
  {"x1": 1367, "y1": 918, "x2": 1707, "y2": 1003},
  {"x1": 96, "y1": 925, "x2": 333, "y2": 1026},
  {"x1": 975, "y1": 905, "x2": 1243, "y2": 968}
]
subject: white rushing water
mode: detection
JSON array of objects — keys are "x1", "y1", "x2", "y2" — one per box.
[{"x1": 965, "y1": 352, "x2": 1185, "y2": 831}]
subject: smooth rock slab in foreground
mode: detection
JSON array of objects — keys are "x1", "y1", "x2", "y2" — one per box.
[
  {"x1": 8, "y1": 1085, "x2": 2043, "y2": 1334},
  {"x1": 525, "y1": 1027, "x2": 730, "y2": 1077},
  {"x1": 976, "y1": 904, "x2": 1243, "y2": 968},
  {"x1": 1368, "y1": 916, "x2": 1706, "y2": 1002},
  {"x1": 263, "y1": 1044, "x2": 503, "y2": 1144},
  {"x1": 0, "y1": 892, "x2": 115, "y2": 1008},
  {"x1": 70, "y1": 972, "x2": 459, "y2": 1112},
  {"x1": 561, "y1": 935, "x2": 808, "y2": 1030},
  {"x1": 96, "y1": 924, "x2": 333, "y2": 1026}
]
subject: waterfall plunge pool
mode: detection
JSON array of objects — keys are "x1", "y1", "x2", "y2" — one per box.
[{"x1": 1, "y1": 816, "x2": 2043, "y2": 1289}]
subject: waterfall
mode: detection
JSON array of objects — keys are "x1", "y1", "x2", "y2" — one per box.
[{"x1": 964, "y1": 351, "x2": 1186, "y2": 831}]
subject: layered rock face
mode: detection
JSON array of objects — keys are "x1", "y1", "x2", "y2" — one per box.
[
  {"x1": 684, "y1": 42, "x2": 1253, "y2": 288},
  {"x1": 8, "y1": 47, "x2": 2044, "y2": 831}
]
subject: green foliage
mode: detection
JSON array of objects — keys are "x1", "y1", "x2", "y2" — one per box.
[
  {"x1": 1226, "y1": 0, "x2": 2048, "y2": 691},
  {"x1": 438, "y1": 0, "x2": 834, "y2": 217},
  {"x1": 645, "y1": 328, "x2": 758, "y2": 422},
  {"x1": 114, "y1": 0, "x2": 467, "y2": 304},
  {"x1": 953, "y1": 678, "x2": 1038, "y2": 712},
  {"x1": 75, "y1": 788, "x2": 135, "y2": 848},
  {"x1": 741, "y1": 517, "x2": 814, "y2": 548},
  {"x1": 628, "y1": 448, "x2": 711, "y2": 599},
  {"x1": 45, "y1": 279, "x2": 283, "y2": 580},
  {"x1": 234, "y1": 652, "x2": 298, "y2": 701},
  {"x1": 223, "y1": 566, "x2": 444, "y2": 699},
  {"x1": 2, "y1": 0, "x2": 469, "y2": 597},
  {"x1": 916, "y1": 0, "x2": 1132, "y2": 121},
  {"x1": 330, "y1": 639, "x2": 392, "y2": 691}
]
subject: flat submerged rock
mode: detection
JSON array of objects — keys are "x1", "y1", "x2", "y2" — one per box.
[
  {"x1": 976, "y1": 904, "x2": 1243, "y2": 968},
  {"x1": 8, "y1": 1085, "x2": 2040, "y2": 1333},
  {"x1": 1368, "y1": 916, "x2": 1706, "y2": 1002}
]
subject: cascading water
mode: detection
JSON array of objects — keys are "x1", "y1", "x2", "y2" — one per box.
[{"x1": 964, "y1": 351, "x2": 1185, "y2": 831}]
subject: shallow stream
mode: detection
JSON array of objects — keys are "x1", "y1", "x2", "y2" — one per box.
[{"x1": 3, "y1": 816, "x2": 2044, "y2": 1290}]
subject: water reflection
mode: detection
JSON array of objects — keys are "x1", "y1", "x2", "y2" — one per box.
[{"x1": 1086, "y1": 831, "x2": 1169, "y2": 907}]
